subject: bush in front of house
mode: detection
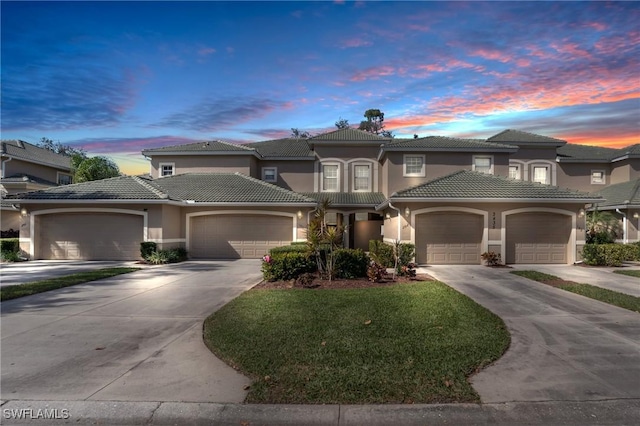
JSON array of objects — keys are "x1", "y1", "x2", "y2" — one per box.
[
  {"x1": 334, "y1": 248, "x2": 369, "y2": 279},
  {"x1": 140, "y1": 242, "x2": 158, "y2": 259},
  {"x1": 369, "y1": 240, "x2": 394, "y2": 268},
  {"x1": 1, "y1": 238, "x2": 20, "y2": 254},
  {"x1": 481, "y1": 251, "x2": 502, "y2": 266},
  {"x1": 270, "y1": 244, "x2": 311, "y2": 254},
  {"x1": 581, "y1": 243, "x2": 634, "y2": 267},
  {"x1": 144, "y1": 246, "x2": 188, "y2": 265},
  {"x1": 395, "y1": 243, "x2": 416, "y2": 276},
  {"x1": 262, "y1": 252, "x2": 316, "y2": 282}
]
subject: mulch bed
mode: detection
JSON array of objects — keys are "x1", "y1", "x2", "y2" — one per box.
[{"x1": 253, "y1": 274, "x2": 435, "y2": 290}]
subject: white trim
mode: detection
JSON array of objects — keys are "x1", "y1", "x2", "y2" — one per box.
[
  {"x1": 576, "y1": 240, "x2": 586, "y2": 245},
  {"x1": 501, "y1": 207, "x2": 576, "y2": 265},
  {"x1": 352, "y1": 162, "x2": 372, "y2": 192},
  {"x1": 146, "y1": 238, "x2": 186, "y2": 244},
  {"x1": 56, "y1": 171, "x2": 73, "y2": 185},
  {"x1": 590, "y1": 169, "x2": 606, "y2": 185},
  {"x1": 320, "y1": 162, "x2": 340, "y2": 192},
  {"x1": 472, "y1": 155, "x2": 494, "y2": 175},
  {"x1": 488, "y1": 240, "x2": 502, "y2": 245},
  {"x1": 159, "y1": 162, "x2": 175, "y2": 177},
  {"x1": 528, "y1": 160, "x2": 556, "y2": 185},
  {"x1": 28, "y1": 208, "x2": 148, "y2": 259},
  {"x1": 508, "y1": 160, "x2": 524, "y2": 180},
  {"x1": 185, "y1": 210, "x2": 297, "y2": 253},
  {"x1": 410, "y1": 207, "x2": 489, "y2": 259},
  {"x1": 261, "y1": 166, "x2": 278, "y2": 183},
  {"x1": 18, "y1": 238, "x2": 30, "y2": 243},
  {"x1": 403, "y1": 154, "x2": 426, "y2": 177}
]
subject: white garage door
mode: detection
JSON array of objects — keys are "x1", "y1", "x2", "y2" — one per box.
[
  {"x1": 37, "y1": 213, "x2": 143, "y2": 260},
  {"x1": 506, "y1": 213, "x2": 570, "y2": 264},
  {"x1": 415, "y1": 212, "x2": 483, "y2": 264},
  {"x1": 190, "y1": 214, "x2": 292, "y2": 259}
]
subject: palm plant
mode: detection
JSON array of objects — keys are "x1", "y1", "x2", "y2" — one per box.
[
  {"x1": 307, "y1": 199, "x2": 344, "y2": 280},
  {"x1": 586, "y1": 209, "x2": 621, "y2": 244}
]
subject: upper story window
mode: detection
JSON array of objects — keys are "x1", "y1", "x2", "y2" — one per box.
[
  {"x1": 353, "y1": 164, "x2": 371, "y2": 191},
  {"x1": 508, "y1": 165, "x2": 521, "y2": 180},
  {"x1": 473, "y1": 156, "x2": 493, "y2": 174},
  {"x1": 532, "y1": 165, "x2": 550, "y2": 185},
  {"x1": 262, "y1": 167, "x2": 277, "y2": 183},
  {"x1": 57, "y1": 173, "x2": 73, "y2": 185},
  {"x1": 591, "y1": 170, "x2": 605, "y2": 185},
  {"x1": 322, "y1": 164, "x2": 339, "y2": 192},
  {"x1": 159, "y1": 163, "x2": 175, "y2": 177},
  {"x1": 403, "y1": 154, "x2": 425, "y2": 177}
]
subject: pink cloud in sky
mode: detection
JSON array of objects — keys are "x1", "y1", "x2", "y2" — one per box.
[
  {"x1": 198, "y1": 47, "x2": 216, "y2": 56},
  {"x1": 550, "y1": 41, "x2": 591, "y2": 59},
  {"x1": 350, "y1": 65, "x2": 396, "y2": 82},
  {"x1": 339, "y1": 38, "x2": 372, "y2": 48}
]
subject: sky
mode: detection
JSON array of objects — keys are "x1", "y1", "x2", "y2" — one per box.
[{"x1": 1, "y1": 1, "x2": 639, "y2": 176}]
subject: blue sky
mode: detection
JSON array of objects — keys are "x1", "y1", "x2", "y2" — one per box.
[{"x1": 2, "y1": 1, "x2": 638, "y2": 175}]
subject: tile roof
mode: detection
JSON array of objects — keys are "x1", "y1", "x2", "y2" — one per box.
[
  {"x1": 556, "y1": 144, "x2": 621, "y2": 162},
  {"x1": 487, "y1": 129, "x2": 566, "y2": 146},
  {"x1": 592, "y1": 178, "x2": 640, "y2": 208},
  {"x1": 614, "y1": 144, "x2": 640, "y2": 158},
  {"x1": 299, "y1": 192, "x2": 387, "y2": 206},
  {"x1": 147, "y1": 173, "x2": 316, "y2": 204},
  {"x1": 0, "y1": 140, "x2": 72, "y2": 170},
  {"x1": 142, "y1": 140, "x2": 256, "y2": 154},
  {"x1": 1, "y1": 174, "x2": 58, "y2": 187},
  {"x1": 245, "y1": 138, "x2": 315, "y2": 158},
  {"x1": 385, "y1": 136, "x2": 516, "y2": 151},
  {"x1": 310, "y1": 128, "x2": 391, "y2": 142},
  {"x1": 6, "y1": 175, "x2": 168, "y2": 201},
  {"x1": 391, "y1": 170, "x2": 602, "y2": 200}
]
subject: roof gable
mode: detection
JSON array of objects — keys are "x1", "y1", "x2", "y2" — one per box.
[
  {"x1": 141, "y1": 140, "x2": 256, "y2": 155},
  {"x1": 245, "y1": 138, "x2": 314, "y2": 158},
  {"x1": 391, "y1": 170, "x2": 601, "y2": 201},
  {"x1": 556, "y1": 143, "x2": 621, "y2": 163},
  {"x1": 310, "y1": 128, "x2": 391, "y2": 142},
  {"x1": 487, "y1": 129, "x2": 566, "y2": 147},
  {"x1": 593, "y1": 178, "x2": 640, "y2": 208},
  {"x1": 1, "y1": 140, "x2": 72, "y2": 170}
]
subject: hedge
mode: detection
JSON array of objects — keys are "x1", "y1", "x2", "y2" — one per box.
[
  {"x1": 1, "y1": 238, "x2": 19, "y2": 254},
  {"x1": 581, "y1": 243, "x2": 639, "y2": 267},
  {"x1": 334, "y1": 248, "x2": 369, "y2": 279},
  {"x1": 262, "y1": 252, "x2": 316, "y2": 281}
]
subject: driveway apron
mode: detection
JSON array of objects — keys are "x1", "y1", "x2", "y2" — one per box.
[
  {"x1": 0, "y1": 260, "x2": 262, "y2": 403},
  {"x1": 425, "y1": 265, "x2": 640, "y2": 403}
]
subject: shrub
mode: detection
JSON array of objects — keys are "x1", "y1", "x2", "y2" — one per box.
[
  {"x1": 369, "y1": 240, "x2": 394, "y2": 267},
  {"x1": 270, "y1": 244, "x2": 311, "y2": 254},
  {"x1": 399, "y1": 262, "x2": 417, "y2": 278},
  {"x1": 396, "y1": 243, "x2": 416, "y2": 275},
  {"x1": 140, "y1": 242, "x2": 157, "y2": 259},
  {"x1": 294, "y1": 272, "x2": 317, "y2": 288},
  {"x1": 334, "y1": 248, "x2": 369, "y2": 279},
  {"x1": 581, "y1": 244, "x2": 629, "y2": 267},
  {"x1": 147, "y1": 250, "x2": 170, "y2": 265},
  {"x1": 481, "y1": 251, "x2": 502, "y2": 266},
  {"x1": 262, "y1": 252, "x2": 316, "y2": 281},
  {"x1": 367, "y1": 261, "x2": 387, "y2": 282},
  {"x1": 166, "y1": 247, "x2": 188, "y2": 263},
  {"x1": 1, "y1": 238, "x2": 19, "y2": 254},
  {"x1": 1, "y1": 251, "x2": 20, "y2": 262}
]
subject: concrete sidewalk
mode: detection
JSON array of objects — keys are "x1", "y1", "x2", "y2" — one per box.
[{"x1": 1, "y1": 399, "x2": 638, "y2": 425}]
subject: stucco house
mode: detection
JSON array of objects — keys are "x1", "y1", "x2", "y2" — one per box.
[
  {"x1": 7, "y1": 128, "x2": 639, "y2": 264},
  {"x1": 1, "y1": 140, "x2": 73, "y2": 233}
]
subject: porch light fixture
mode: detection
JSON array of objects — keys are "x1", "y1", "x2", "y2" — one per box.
[
  {"x1": 297, "y1": 210, "x2": 303, "y2": 219},
  {"x1": 20, "y1": 208, "x2": 28, "y2": 216},
  {"x1": 385, "y1": 212, "x2": 391, "y2": 219},
  {"x1": 634, "y1": 212, "x2": 639, "y2": 219},
  {"x1": 578, "y1": 209, "x2": 585, "y2": 217},
  {"x1": 404, "y1": 207, "x2": 410, "y2": 217}
]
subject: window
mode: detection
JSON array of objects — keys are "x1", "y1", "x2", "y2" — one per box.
[
  {"x1": 508, "y1": 165, "x2": 520, "y2": 180},
  {"x1": 591, "y1": 170, "x2": 605, "y2": 185},
  {"x1": 57, "y1": 173, "x2": 73, "y2": 185},
  {"x1": 322, "y1": 164, "x2": 339, "y2": 191},
  {"x1": 262, "y1": 167, "x2": 277, "y2": 182},
  {"x1": 159, "y1": 163, "x2": 175, "y2": 177},
  {"x1": 403, "y1": 155, "x2": 425, "y2": 177},
  {"x1": 532, "y1": 166, "x2": 549, "y2": 184},
  {"x1": 473, "y1": 156, "x2": 493, "y2": 174},
  {"x1": 353, "y1": 164, "x2": 370, "y2": 191}
]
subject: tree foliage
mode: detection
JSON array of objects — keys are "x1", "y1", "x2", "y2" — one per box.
[
  {"x1": 38, "y1": 137, "x2": 86, "y2": 157},
  {"x1": 334, "y1": 117, "x2": 350, "y2": 129},
  {"x1": 74, "y1": 156, "x2": 120, "y2": 183},
  {"x1": 357, "y1": 109, "x2": 393, "y2": 137},
  {"x1": 306, "y1": 199, "x2": 344, "y2": 281},
  {"x1": 291, "y1": 128, "x2": 311, "y2": 139},
  {"x1": 586, "y1": 209, "x2": 621, "y2": 244}
]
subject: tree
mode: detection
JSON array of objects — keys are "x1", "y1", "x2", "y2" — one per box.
[
  {"x1": 74, "y1": 156, "x2": 120, "y2": 183},
  {"x1": 38, "y1": 137, "x2": 86, "y2": 157},
  {"x1": 291, "y1": 128, "x2": 311, "y2": 139},
  {"x1": 334, "y1": 117, "x2": 350, "y2": 129},
  {"x1": 306, "y1": 199, "x2": 344, "y2": 281},
  {"x1": 358, "y1": 108, "x2": 393, "y2": 137},
  {"x1": 586, "y1": 209, "x2": 621, "y2": 244}
]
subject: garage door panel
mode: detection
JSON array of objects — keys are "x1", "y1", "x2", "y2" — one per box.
[
  {"x1": 507, "y1": 213, "x2": 570, "y2": 264},
  {"x1": 190, "y1": 214, "x2": 292, "y2": 259},
  {"x1": 417, "y1": 212, "x2": 483, "y2": 265},
  {"x1": 38, "y1": 213, "x2": 143, "y2": 260}
]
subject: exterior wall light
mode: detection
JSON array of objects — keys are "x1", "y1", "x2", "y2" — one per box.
[
  {"x1": 634, "y1": 212, "x2": 639, "y2": 219},
  {"x1": 20, "y1": 208, "x2": 28, "y2": 216},
  {"x1": 404, "y1": 207, "x2": 411, "y2": 217},
  {"x1": 578, "y1": 209, "x2": 585, "y2": 217},
  {"x1": 297, "y1": 210, "x2": 303, "y2": 219},
  {"x1": 385, "y1": 212, "x2": 391, "y2": 219}
]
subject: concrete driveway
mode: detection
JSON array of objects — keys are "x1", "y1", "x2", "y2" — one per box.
[
  {"x1": 0, "y1": 260, "x2": 141, "y2": 287},
  {"x1": 425, "y1": 265, "x2": 640, "y2": 403},
  {"x1": 1, "y1": 260, "x2": 262, "y2": 403}
]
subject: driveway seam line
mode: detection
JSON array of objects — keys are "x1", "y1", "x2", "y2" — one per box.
[{"x1": 145, "y1": 401, "x2": 162, "y2": 425}]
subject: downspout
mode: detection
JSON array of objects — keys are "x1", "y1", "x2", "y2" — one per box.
[
  {"x1": 387, "y1": 202, "x2": 402, "y2": 242},
  {"x1": 616, "y1": 209, "x2": 628, "y2": 244},
  {"x1": 1, "y1": 156, "x2": 12, "y2": 179}
]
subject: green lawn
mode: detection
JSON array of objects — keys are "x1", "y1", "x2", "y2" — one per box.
[
  {"x1": 613, "y1": 270, "x2": 640, "y2": 279},
  {"x1": 1, "y1": 267, "x2": 141, "y2": 301},
  {"x1": 204, "y1": 282, "x2": 510, "y2": 404},
  {"x1": 511, "y1": 270, "x2": 640, "y2": 313}
]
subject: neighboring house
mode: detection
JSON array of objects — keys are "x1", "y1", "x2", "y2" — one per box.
[
  {"x1": 591, "y1": 178, "x2": 640, "y2": 244},
  {"x1": 1, "y1": 140, "x2": 73, "y2": 234},
  {"x1": 8, "y1": 128, "x2": 638, "y2": 264}
]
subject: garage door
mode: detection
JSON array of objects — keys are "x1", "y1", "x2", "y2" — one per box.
[
  {"x1": 37, "y1": 213, "x2": 143, "y2": 260},
  {"x1": 506, "y1": 213, "x2": 570, "y2": 264},
  {"x1": 415, "y1": 212, "x2": 483, "y2": 264},
  {"x1": 190, "y1": 214, "x2": 292, "y2": 259}
]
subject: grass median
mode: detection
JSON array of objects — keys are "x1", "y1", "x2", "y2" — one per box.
[
  {"x1": 511, "y1": 270, "x2": 640, "y2": 313},
  {"x1": 204, "y1": 281, "x2": 510, "y2": 404},
  {"x1": 613, "y1": 270, "x2": 640, "y2": 279},
  {"x1": 1, "y1": 267, "x2": 141, "y2": 301}
]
